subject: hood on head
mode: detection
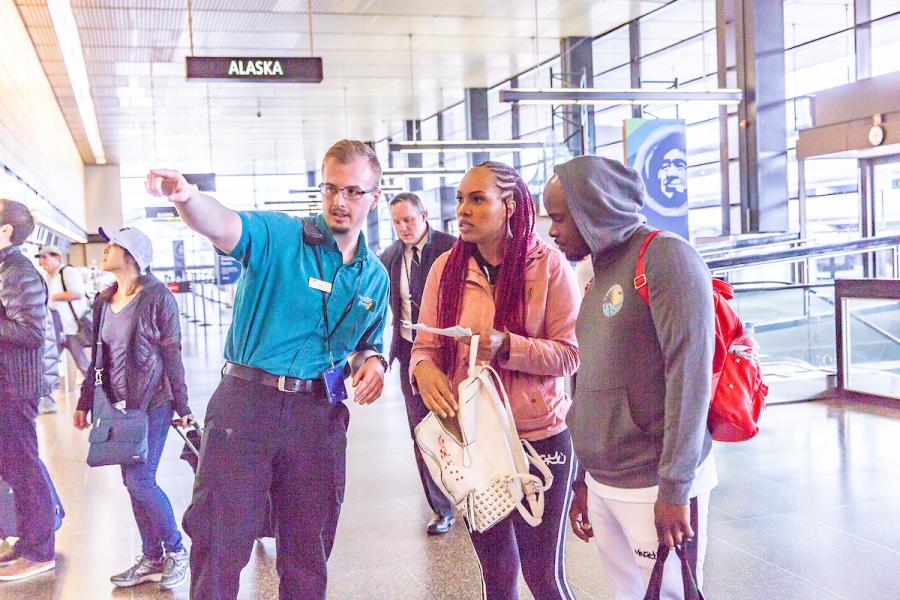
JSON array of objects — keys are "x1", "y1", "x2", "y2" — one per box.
[{"x1": 553, "y1": 156, "x2": 646, "y2": 257}]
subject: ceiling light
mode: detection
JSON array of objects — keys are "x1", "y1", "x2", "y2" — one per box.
[
  {"x1": 499, "y1": 88, "x2": 743, "y2": 106},
  {"x1": 287, "y1": 185, "x2": 404, "y2": 194},
  {"x1": 382, "y1": 167, "x2": 467, "y2": 176},
  {"x1": 47, "y1": 0, "x2": 107, "y2": 164},
  {"x1": 388, "y1": 141, "x2": 545, "y2": 154}
]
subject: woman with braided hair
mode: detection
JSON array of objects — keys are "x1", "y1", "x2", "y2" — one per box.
[{"x1": 411, "y1": 161, "x2": 581, "y2": 599}]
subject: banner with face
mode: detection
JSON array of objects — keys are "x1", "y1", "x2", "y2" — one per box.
[{"x1": 623, "y1": 119, "x2": 689, "y2": 240}]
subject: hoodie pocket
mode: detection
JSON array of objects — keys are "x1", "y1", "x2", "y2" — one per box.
[{"x1": 570, "y1": 385, "x2": 659, "y2": 473}]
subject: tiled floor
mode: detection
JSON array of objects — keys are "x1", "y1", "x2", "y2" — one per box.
[{"x1": 3, "y1": 319, "x2": 900, "y2": 599}]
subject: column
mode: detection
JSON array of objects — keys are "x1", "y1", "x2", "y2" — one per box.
[
  {"x1": 464, "y1": 87, "x2": 490, "y2": 166},
  {"x1": 559, "y1": 37, "x2": 595, "y2": 156},
  {"x1": 730, "y1": 0, "x2": 789, "y2": 232}
]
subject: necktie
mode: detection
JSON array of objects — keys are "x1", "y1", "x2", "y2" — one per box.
[{"x1": 409, "y1": 246, "x2": 422, "y2": 324}]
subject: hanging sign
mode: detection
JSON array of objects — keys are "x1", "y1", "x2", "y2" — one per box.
[{"x1": 186, "y1": 57, "x2": 323, "y2": 83}]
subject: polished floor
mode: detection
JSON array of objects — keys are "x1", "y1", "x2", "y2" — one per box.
[{"x1": 4, "y1": 317, "x2": 900, "y2": 600}]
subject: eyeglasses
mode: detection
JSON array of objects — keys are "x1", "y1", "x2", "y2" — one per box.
[{"x1": 318, "y1": 182, "x2": 379, "y2": 200}]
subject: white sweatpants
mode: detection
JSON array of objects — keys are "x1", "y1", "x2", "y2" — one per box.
[{"x1": 585, "y1": 489, "x2": 710, "y2": 600}]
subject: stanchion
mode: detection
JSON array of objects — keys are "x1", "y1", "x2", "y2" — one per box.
[
  {"x1": 217, "y1": 284, "x2": 224, "y2": 326},
  {"x1": 199, "y1": 279, "x2": 210, "y2": 327},
  {"x1": 190, "y1": 277, "x2": 200, "y2": 323}
]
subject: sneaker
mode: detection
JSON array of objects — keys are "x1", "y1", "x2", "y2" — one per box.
[
  {"x1": 0, "y1": 557, "x2": 55, "y2": 581},
  {"x1": 110, "y1": 555, "x2": 164, "y2": 587},
  {"x1": 159, "y1": 550, "x2": 188, "y2": 589},
  {"x1": 0, "y1": 543, "x2": 16, "y2": 567}
]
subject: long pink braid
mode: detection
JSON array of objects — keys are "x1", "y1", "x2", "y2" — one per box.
[{"x1": 437, "y1": 161, "x2": 536, "y2": 371}]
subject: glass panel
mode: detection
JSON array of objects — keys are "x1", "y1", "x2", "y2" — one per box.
[
  {"x1": 639, "y1": 0, "x2": 715, "y2": 57},
  {"x1": 733, "y1": 286, "x2": 838, "y2": 386},
  {"x1": 595, "y1": 63, "x2": 631, "y2": 88},
  {"x1": 592, "y1": 27, "x2": 630, "y2": 75},
  {"x1": 785, "y1": 30, "x2": 856, "y2": 97},
  {"x1": 871, "y1": 0, "x2": 900, "y2": 20},
  {"x1": 874, "y1": 160, "x2": 900, "y2": 236},
  {"x1": 784, "y1": 0, "x2": 855, "y2": 48},
  {"x1": 800, "y1": 157, "x2": 861, "y2": 281},
  {"x1": 639, "y1": 32, "x2": 718, "y2": 87},
  {"x1": 843, "y1": 297, "x2": 900, "y2": 398},
  {"x1": 872, "y1": 13, "x2": 900, "y2": 77}
]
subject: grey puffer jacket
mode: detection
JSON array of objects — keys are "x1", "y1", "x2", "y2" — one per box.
[
  {"x1": 42, "y1": 307, "x2": 60, "y2": 394},
  {"x1": 0, "y1": 245, "x2": 49, "y2": 401},
  {"x1": 77, "y1": 273, "x2": 190, "y2": 417}
]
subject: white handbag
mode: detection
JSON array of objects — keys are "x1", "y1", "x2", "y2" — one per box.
[{"x1": 414, "y1": 335, "x2": 553, "y2": 533}]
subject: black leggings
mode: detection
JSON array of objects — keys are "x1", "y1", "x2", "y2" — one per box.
[{"x1": 468, "y1": 429, "x2": 577, "y2": 600}]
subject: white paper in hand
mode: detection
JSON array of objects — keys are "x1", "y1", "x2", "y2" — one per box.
[{"x1": 401, "y1": 321, "x2": 472, "y2": 339}]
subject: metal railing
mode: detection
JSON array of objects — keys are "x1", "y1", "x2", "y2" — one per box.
[{"x1": 706, "y1": 234, "x2": 900, "y2": 281}]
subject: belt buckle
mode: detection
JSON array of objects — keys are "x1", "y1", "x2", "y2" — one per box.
[{"x1": 276, "y1": 375, "x2": 298, "y2": 393}]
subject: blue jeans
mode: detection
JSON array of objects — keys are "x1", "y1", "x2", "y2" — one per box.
[{"x1": 121, "y1": 405, "x2": 184, "y2": 560}]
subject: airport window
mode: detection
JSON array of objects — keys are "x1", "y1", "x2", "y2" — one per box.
[
  {"x1": 871, "y1": 12, "x2": 900, "y2": 76},
  {"x1": 639, "y1": 0, "x2": 715, "y2": 58},
  {"x1": 783, "y1": 0, "x2": 855, "y2": 48}
]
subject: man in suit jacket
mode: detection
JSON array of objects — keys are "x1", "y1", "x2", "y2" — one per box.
[{"x1": 380, "y1": 192, "x2": 457, "y2": 535}]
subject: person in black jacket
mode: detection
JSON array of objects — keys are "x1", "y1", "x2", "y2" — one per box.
[
  {"x1": 73, "y1": 226, "x2": 194, "y2": 590},
  {"x1": 0, "y1": 199, "x2": 57, "y2": 581},
  {"x1": 379, "y1": 192, "x2": 457, "y2": 535}
]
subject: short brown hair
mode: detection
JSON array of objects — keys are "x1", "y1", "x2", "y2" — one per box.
[
  {"x1": 0, "y1": 199, "x2": 35, "y2": 245},
  {"x1": 322, "y1": 140, "x2": 382, "y2": 188},
  {"x1": 389, "y1": 192, "x2": 425, "y2": 212}
]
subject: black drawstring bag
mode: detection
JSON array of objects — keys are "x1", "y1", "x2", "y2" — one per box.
[{"x1": 643, "y1": 539, "x2": 705, "y2": 600}]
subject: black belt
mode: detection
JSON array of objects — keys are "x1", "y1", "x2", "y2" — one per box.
[{"x1": 223, "y1": 362, "x2": 325, "y2": 395}]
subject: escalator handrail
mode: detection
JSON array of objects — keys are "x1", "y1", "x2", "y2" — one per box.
[{"x1": 706, "y1": 234, "x2": 900, "y2": 272}]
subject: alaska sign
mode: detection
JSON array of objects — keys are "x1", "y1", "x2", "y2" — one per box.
[{"x1": 185, "y1": 56, "x2": 323, "y2": 83}]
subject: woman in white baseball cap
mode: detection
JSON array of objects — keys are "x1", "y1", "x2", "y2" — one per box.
[{"x1": 73, "y1": 226, "x2": 194, "y2": 590}]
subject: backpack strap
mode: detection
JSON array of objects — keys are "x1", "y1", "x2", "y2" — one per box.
[{"x1": 634, "y1": 230, "x2": 663, "y2": 305}]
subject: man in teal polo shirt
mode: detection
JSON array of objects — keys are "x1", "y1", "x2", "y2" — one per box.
[{"x1": 145, "y1": 140, "x2": 390, "y2": 600}]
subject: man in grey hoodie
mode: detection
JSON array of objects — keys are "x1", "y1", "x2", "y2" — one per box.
[{"x1": 543, "y1": 156, "x2": 716, "y2": 598}]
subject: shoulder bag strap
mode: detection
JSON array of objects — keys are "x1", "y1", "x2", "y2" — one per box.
[
  {"x1": 59, "y1": 266, "x2": 81, "y2": 322},
  {"x1": 634, "y1": 230, "x2": 663, "y2": 305},
  {"x1": 93, "y1": 303, "x2": 108, "y2": 387}
]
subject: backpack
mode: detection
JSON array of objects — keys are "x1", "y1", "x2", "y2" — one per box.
[
  {"x1": 414, "y1": 335, "x2": 553, "y2": 532},
  {"x1": 634, "y1": 230, "x2": 767, "y2": 442}
]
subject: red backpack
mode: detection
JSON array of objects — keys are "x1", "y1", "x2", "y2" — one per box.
[{"x1": 634, "y1": 230, "x2": 767, "y2": 442}]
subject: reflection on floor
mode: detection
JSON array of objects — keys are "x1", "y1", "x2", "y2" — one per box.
[{"x1": 3, "y1": 321, "x2": 900, "y2": 600}]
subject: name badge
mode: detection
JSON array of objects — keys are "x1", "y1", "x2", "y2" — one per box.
[
  {"x1": 308, "y1": 277, "x2": 333, "y2": 293},
  {"x1": 322, "y1": 366, "x2": 348, "y2": 405}
]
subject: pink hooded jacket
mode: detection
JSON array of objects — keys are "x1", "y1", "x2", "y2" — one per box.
[{"x1": 410, "y1": 238, "x2": 580, "y2": 442}]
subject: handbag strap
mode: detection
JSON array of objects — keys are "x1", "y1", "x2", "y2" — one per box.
[
  {"x1": 468, "y1": 333, "x2": 480, "y2": 374},
  {"x1": 482, "y1": 364, "x2": 554, "y2": 523},
  {"x1": 643, "y1": 540, "x2": 705, "y2": 600},
  {"x1": 93, "y1": 303, "x2": 108, "y2": 386}
]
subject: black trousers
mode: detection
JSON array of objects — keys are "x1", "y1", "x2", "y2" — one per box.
[
  {"x1": 469, "y1": 429, "x2": 577, "y2": 600},
  {"x1": 0, "y1": 396, "x2": 55, "y2": 562},
  {"x1": 396, "y1": 336, "x2": 454, "y2": 520},
  {"x1": 183, "y1": 374, "x2": 348, "y2": 600}
]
